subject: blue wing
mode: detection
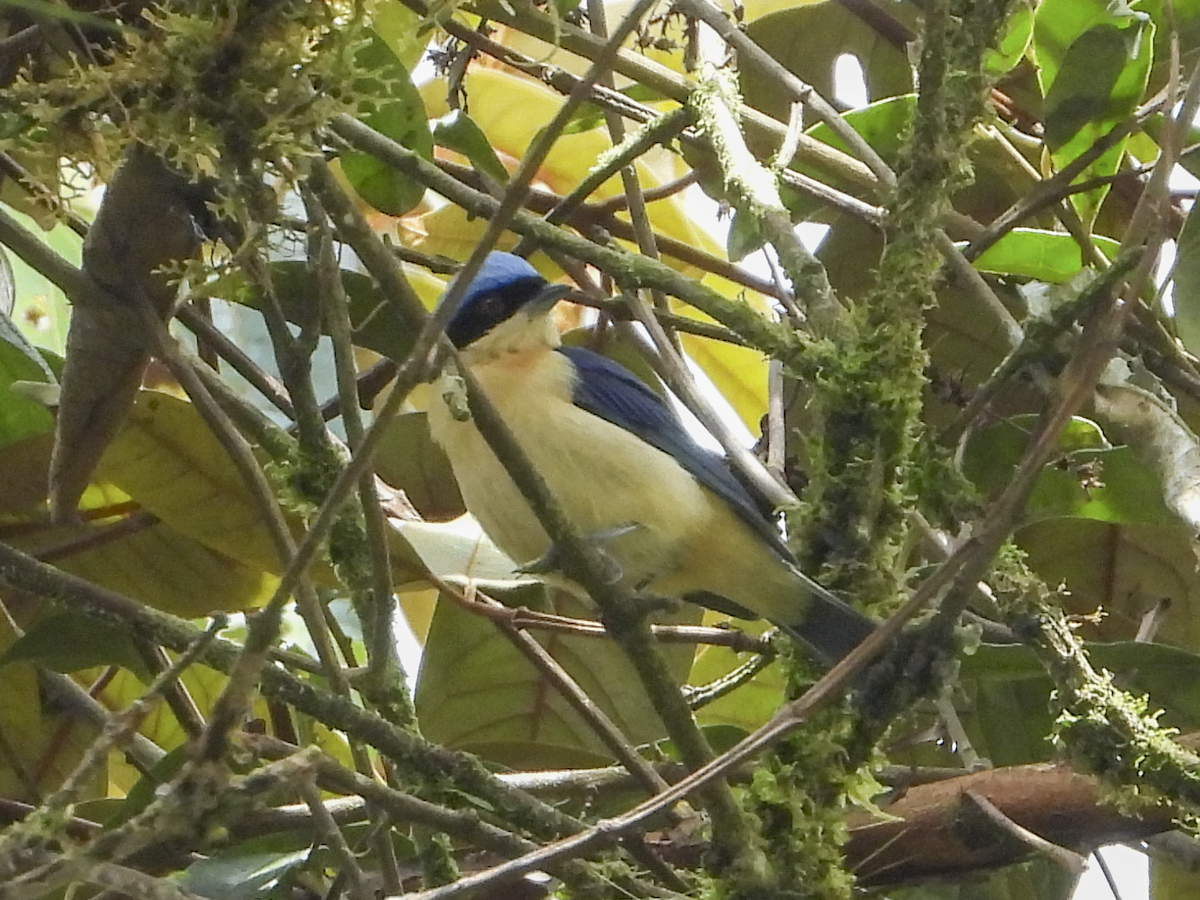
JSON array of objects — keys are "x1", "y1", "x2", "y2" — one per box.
[{"x1": 557, "y1": 345, "x2": 790, "y2": 561}]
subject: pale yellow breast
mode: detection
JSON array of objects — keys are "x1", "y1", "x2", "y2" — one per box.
[{"x1": 427, "y1": 348, "x2": 713, "y2": 590}]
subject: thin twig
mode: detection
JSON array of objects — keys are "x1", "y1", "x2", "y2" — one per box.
[
  {"x1": 175, "y1": 303, "x2": 296, "y2": 419},
  {"x1": 437, "y1": 21, "x2": 884, "y2": 223},
  {"x1": 444, "y1": 580, "x2": 673, "y2": 796},
  {"x1": 965, "y1": 789, "x2": 1087, "y2": 874},
  {"x1": 0, "y1": 541, "x2": 595, "y2": 843},
  {"x1": 675, "y1": 0, "x2": 895, "y2": 188},
  {"x1": 304, "y1": 187, "x2": 410, "y2": 719},
  {"x1": 301, "y1": 775, "x2": 371, "y2": 900}
]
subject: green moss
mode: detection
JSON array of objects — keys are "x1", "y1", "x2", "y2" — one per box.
[
  {"x1": 2, "y1": 1, "x2": 370, "y2": 221},
  {"x1": 997, "y1": 569, "x2": 1200, "y2": 827},
  {"x1": 727, "y1": 707, "x2": 885, "y2": 900}
]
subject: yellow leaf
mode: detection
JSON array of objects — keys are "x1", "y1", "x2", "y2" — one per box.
[
  {"x1": 0, "y1": 440, "x2": 277, "y2": 616},
  {"x1": 0, "y1": 614, "x2": 96, "y2": 800},
  {"x1": 94, "y1": 391, "x2": 336, "y2": 588},
  {"x1": 58, "y1": 517, "x2": 278, "y2": 617},
  {"x1": 419, "y1": 68, "x2": 683, "y2": 198},
  {"x1": 675, "y1": 273, "x2": 774, "y2": 431}
]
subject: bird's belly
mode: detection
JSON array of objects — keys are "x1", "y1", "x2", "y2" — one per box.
[{"x1": 428, "y1": 369, "x2": 712, "y2": 590}]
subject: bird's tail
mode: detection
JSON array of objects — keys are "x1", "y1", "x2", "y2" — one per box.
[
  {"x1": 686, "y1": 573, "x2": 875, "y2": 668},
  {"x1": 781, "y1": 587, "x2": 875, "y2": 668}
]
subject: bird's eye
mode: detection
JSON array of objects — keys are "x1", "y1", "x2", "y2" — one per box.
[{"x1": 476, "y1": 293, "x2": 505, "y2": 320}]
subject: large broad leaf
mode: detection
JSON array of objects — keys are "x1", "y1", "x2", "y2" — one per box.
[
  {"x1": 803, "y1": 94, "x2": 915, "y2": 168},
  {"x1": 681, "y1": 275, "x2": 771, "y2": 433},
  {"x1": 792, "y1": 93, "x2": 1042, "y2": 234},
  {"x1": 340, "y1": 30, "x2": 434, "y2": 216},
  {"x1": 985, "y1": 5, "x2": 1035, "y2": 77},
  {"x1": 390, "y1": 516, "x2": 534, "y2": 591},
  {"x1": 0, "y1": 434, "x2": 278, "y2": 616},
  {"x1": 963, "y1": 415, "x2": 1175, "y2": 528},
  {"x1": 742, "y1": 0, "x2": 915, "y2": 125},
  {"x1": 964, "y1": 411, "x2": 1200, "y2": 646},
  {"x1": 690, "y1": 617, "x2": 784, "y2": 734},
  {"x1": 1033, "y1": 0, "x2": 1154, "y2": 228},
  {"x1": 0, "y1": 610, "x2": 147, "y2": 676},
  {"x1": 373, "y1": 411, "x2": 464, "y2": 521},
  {"x1": 971, "y1": 229, "x2": 1121, "y2": 283},
  {"x1": 7, "y1": 500, "x2": 278, "y2": 619},
  {"x1": 178, "y1": 848, "x2": 310, "y2": 900},
  {"x1": 93, "y1": 660, "x2": 272, "y2": 760},
  {"x1": 2, "y1": 213, "x2": 75, "y2": 356},
  {"x1": 209, "y1": 259, "x2": 445, "y2": 363},
  {"x1": 94, "y1": 392, "x2": 290, "y2": 577},
  {"x1": 0, "y1": 292, "x2": 55, "y2": 448},
  {"x1": 962, "y1": 642, "x2": 1200, "y2": 739},
  {"x1": 90, "y1": 391, "x2": 341, "y2": 595},
  {"x1": 369, "y1": 0, "x2": 427, "y2": 71},
  {"x1": 1021, "y1": 518, "x2": 1200, "y2": 649},
  {"x1": 0, "y1": 431, "x2": 53, "y2": 512},
  {"x1": 417, "y1": 68, "x2": 711, "y2": 255},
  {"x1": 1152, "y1": 855, "x2": 1200, "y2": 900},
  {"x1": 0, "y1": 611, "x2": 97, "y2": 801},
  {"x1": 432, "y1": 109, "x2": 510, "y2": 185},
  {"x1": 1171, "y1": 199, "x2": 1200, "y2": 357},
  {"x1": 56, "y1": 513, "x2": 279, "y2": 617},
  {"x1": 1133, "y1": 0, "x2": 1200, "y2": 95},
  {"x1": 414, "y1": 584, "x2": 702, "y2": 768}
]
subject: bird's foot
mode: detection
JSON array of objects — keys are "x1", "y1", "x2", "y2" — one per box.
[
  {"x1": 516, "y1": 523, "x2": 639, "y2": 585},
  {"x1": 632, "y1": 592, "x2": 682, "y2": 616}
]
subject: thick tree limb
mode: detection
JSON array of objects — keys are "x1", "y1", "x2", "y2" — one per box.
[{"x1": 846, "y1": 763, "x2": 1171, "y2": 886}]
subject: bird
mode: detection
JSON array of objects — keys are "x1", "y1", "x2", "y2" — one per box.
[{"x1": 426, "y1": 251, "x2": 874, "y2": 666}]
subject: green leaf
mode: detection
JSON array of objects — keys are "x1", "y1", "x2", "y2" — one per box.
[
  {"x1": 1143, "y1": 112, "x2": 1200, "y2": 180},
  {"x1": 369, "y1": 0, "x2": 427, "y2": 70},
  {"x1": 177, "y1": 848, "x2": 310, "y2": 900},
  {"x1": 90, "y1": 391, "x2": 335, "y2": 604},
  {"x1": 742, "y1": 0, "x2": 915, "y2": 126},
  {"x1": 963, "y1": 641, "x2": 1200, "y2": 730},
  {"x1": 964, "y1": 415, "x2": 1176, "y2": 527},
  {"x1": 1172, "y1": 200, "x2": 1200, "y2": 357},
  {"x1": 1134, "y1": 0, "x2": 1200, "y2": 95},
  {"x1": 971, "y1": 228, "x2": 1120, "y2": 283},
  {"x1": 0, "y1": 611, "x2": 148, "y2": 677},
  {"x1": 727, "y1": 209, "x2": 767, "y2": 262},
  {"x1": 3, "y1": 214, "x2": 77, "y2": 356},
  {"x1": 55, "y1": 514, "x2": 280, "y2": 618},
  {"x1": 415, "y1": 586, "x2": 700, "y2": 768},
  {"x1": 1152, "y1": 854, "x2": 1200, "y2": 900},
  {"x1": 432, "y1": 110, "x2": 510, "y2": 184},
  {"x1": 1042, "y1": 25, "x2": 1129, "y2": 149},
  {"x1": 984, "y1": 5, "x2": 1034, "y2": 77},
  {"x1": 340, "y1": 31, "x2": 434, "y2": 216},
  {"x1": 787, "y1": 95, "x2": 914, "y2": 222},
  {"x1": 804, "y1": 94, "x2": 915, "y2": 169},
  {"x1": 105, "y1": 746, "x2": 190, "y2": 826},
  {"x1": 691, "y1": 625, "x2": 784, "y2": 733},
  {"x1": 0, "y1": 299, "x2": 55, "y2": 448},
  {"x1": 390, "y1": 517, "x2": 532, "y2": 590},
  {"x1": 1033, "y1": 0, "x2": 1154, "y2": 227},
  {"x1": 373, "y1": 412, "x2": 464, "y2": 521},
  {"x1": 0, "y1": 246, "x2": 55, "y2": 448},
  {"x1": 1021, "y1": 517, "x2": 1200, "y2": 647}
]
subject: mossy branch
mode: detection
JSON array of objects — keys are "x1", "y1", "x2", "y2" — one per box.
[
  {"x1": 689, "y1": 66, "x2": 842, "y2": 333},
  {"x1": 1022, "y1": 596, "x2": 1200, "y2": 822}
]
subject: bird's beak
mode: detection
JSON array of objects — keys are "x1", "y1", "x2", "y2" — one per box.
[{"x1": 529, "y1": 283, "x2": 573, "y2": 315}]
